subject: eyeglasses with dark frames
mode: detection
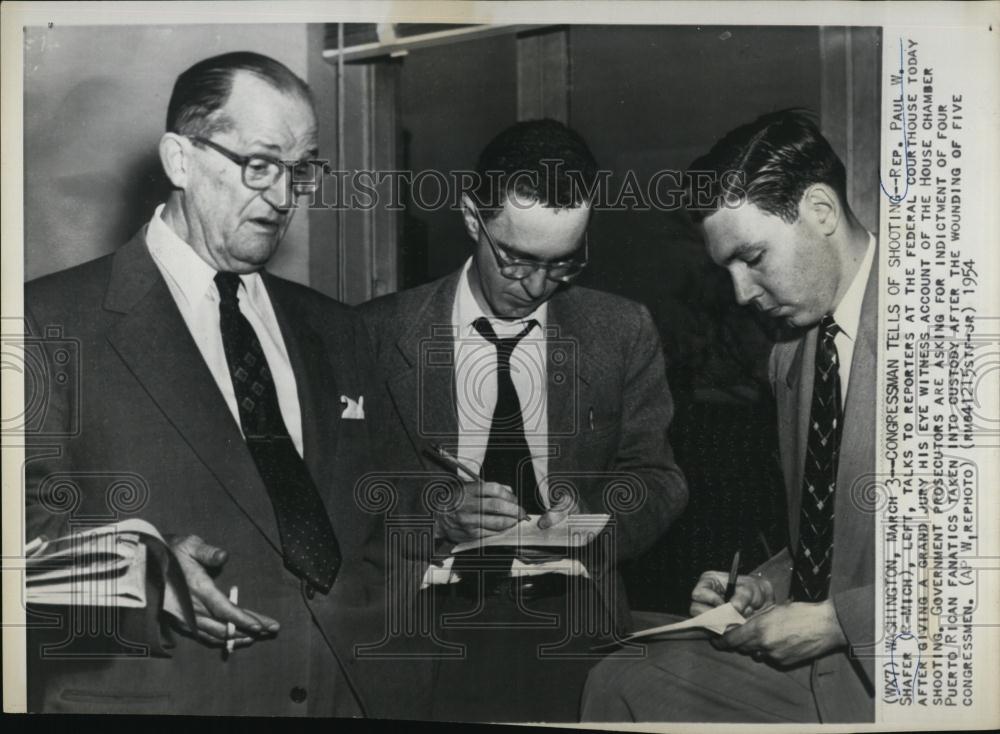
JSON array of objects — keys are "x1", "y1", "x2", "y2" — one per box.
[
  {"x1": 471, "y1": 204, "x2": 589, "y2": 283},
  {"x1": 187, "y1": 135, "x2": 328, "y2": 197}
]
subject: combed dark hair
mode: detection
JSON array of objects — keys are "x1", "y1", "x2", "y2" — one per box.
[
  {"x1": 166, "y1": 51, "x2": 312, "y2": 137},
  {"x1": 472, "y1": 119, "x2": 599, "y2": 221},
  {"x1": 686, "y1": 109, "x2": 849, "y2": 224}
]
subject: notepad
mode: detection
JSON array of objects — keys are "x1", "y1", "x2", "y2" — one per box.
[
  {"x1": 451, "y1": 513, "x2": 610, "y2": 554},
  {"x1": 620, "y1": 603, "x2": 747, "y2": 642}
]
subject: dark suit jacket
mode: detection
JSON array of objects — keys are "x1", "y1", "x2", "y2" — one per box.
[
  {"x1": 24, "y1": 230, "x2": 388, "y2": 716},
  {"x1": 357, "y1": 268, "x2": 688, "y2": 630},
  {"x1": 758, "y1": 253, "x2": 878, "y2": 722}
]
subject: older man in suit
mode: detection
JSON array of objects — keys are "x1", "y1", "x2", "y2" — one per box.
[
  {"x1": 358, "y1": 119, "x2": 688, "y2": 722},
  {"x1": 25, "y1": 52, "x2": 388, "y2": 716},
  {"x1": 582, "y1": 110, "x2": 877, "y2": 723}
]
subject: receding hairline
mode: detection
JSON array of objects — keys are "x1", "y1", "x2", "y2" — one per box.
[
  {"x1": 226, "y1": 68, "x2": 315, "y2": 110},
  {"x1": 200, "y1": 70, "x2": 316, "y2": 134},
  {"x1": 167, "y1": 57, "x2": 316, "y2": 138}
]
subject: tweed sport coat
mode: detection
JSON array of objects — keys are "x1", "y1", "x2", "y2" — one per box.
[{"x1": 357, "y1": 268, "x2": 689, "y2": 631}]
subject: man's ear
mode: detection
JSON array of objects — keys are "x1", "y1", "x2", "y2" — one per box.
[
  {"x1": 799, "y1": 184, "x2": 840, "y2": 236},
  {"x1": 159, "y1": 133, "x2": 191, "y2": 189},
  {"x1": 460, "y1": 194, "x2": 481, "y2": 242}
]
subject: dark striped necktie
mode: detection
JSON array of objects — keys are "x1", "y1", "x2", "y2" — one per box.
[
  {"x1": 215, "y1": 272, "x2": 341, "y2": 593},
  {"x1": 790, "y1": 314, "x2": 843, "y2": 602}
]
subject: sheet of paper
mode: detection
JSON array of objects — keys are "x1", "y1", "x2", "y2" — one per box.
[
  {"x1": 622, "y1": 603, "x2": 746, "y2": 642},
  {"x1": 27, "y1": 542, "x2": 148, "y2": 609},
  {"x1": 26, "y1": 531, "x2": 140, "y2": 579},
  {"x1": 451, "y1": 514, "x2": 609, "y2": 554},
  {"x1": 27, "y1": 518, "x2": 166, "y2": 561}
]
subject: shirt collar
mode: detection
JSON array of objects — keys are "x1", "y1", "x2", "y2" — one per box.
[
  {"x1": 454, "y1": 257, "x2": 547, "y2": 337},
  {"x1": 146, "y1": 203, "x2": 265, "y2": 306},
  {"x1": 831, "y1": 232, "x2": 875, "y2": 342}
]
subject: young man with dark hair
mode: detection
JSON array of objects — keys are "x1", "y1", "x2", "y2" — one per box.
[
  {"x1": 582, "y1": 109, "x2": 876, "y2": 723},
  {"x1": 359, "y1": 118, "x2": 687, "y2": 722}
]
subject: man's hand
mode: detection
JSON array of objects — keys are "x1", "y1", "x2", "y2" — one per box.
[
  {"x1": 718, "y1": 599, "x2": 848, "y2": 666},
  {"x1": 434, "y1": 481, "x2": 526, "y2": 544},
  {"x1": 537, "y1": 491, "x2": 580, "y2": 530},
  {"x1": 169, "y1": 535, "x2": 280, "y2": 649},
  {"x1": 690, "y1": 571, "x2": 774, "y2": 617}
]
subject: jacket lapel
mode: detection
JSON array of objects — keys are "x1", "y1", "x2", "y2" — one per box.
[
  {"x1": 833, "y1": 254, "x2": 878, "y2": 585},
  {"x1": 103, "y1": 232, "x2": 281, "y2": 551},
  {"x1": 263, "y1": 275, "x2": 340, "y2": 490},
  {"x1": 782, "y1": 328, "x2": 816, "y2": 542},
  {"x1": 387, "y1": 274, "x2": 460, "y2": 460}
]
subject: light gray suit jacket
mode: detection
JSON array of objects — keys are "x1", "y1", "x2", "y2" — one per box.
[{"x1": 759, "y1": 253, "x2": 878, "y2": 722}]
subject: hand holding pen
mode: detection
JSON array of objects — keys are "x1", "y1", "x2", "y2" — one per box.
[
  {"x1": 425, "y1": 444, "x2": 528, "y2": 544},
  {"x1": 690, "y1": 551, "x2": 774, "y2": 618}
]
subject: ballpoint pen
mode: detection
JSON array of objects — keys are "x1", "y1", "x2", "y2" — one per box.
[
  {"x1": 427, "y1": 443, "x2": 481, "y2": 482},
  {"x1": 723, "y1": 550, "x2": 740, "y2": 603}
]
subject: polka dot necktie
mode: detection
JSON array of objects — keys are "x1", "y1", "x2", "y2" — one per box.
[
  {"x1": 215, "y1": 272, "x2": 341, "y2": 593},
  {"x1": 790, "y1": 314, "x2": 843, "y2": 602},
  {"x1": 473, "y1": 317, "x2": 544, "y2": 515}
]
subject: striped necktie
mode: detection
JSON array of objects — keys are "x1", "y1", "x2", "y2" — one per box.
[{"x1": 790, "y1": 314, "x2": 843, "y2": 602}]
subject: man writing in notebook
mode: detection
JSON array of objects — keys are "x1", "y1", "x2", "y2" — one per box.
[
  {"x1": 582, "y1": 109, "x2": 877, "y2": 723},
  {"x1": 359, "y1": 119, "x2": 687, "y2": 721}
]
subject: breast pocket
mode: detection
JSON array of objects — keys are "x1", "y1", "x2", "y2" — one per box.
[{"x1": 578, "y1": 404, "x2": 622, "y2": 445}]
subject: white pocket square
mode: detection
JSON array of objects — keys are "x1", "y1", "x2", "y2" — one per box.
[{"x1": 340, "y1": 395, "x2": 365, "y2": 420}]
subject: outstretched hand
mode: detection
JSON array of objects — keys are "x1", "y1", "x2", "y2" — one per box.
[{"x1": 168, "y1": 534, "x2": 280, "y2": 649}]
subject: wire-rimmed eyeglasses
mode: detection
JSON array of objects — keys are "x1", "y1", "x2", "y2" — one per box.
[{"x1": 471, "y1": 204, "x2": 589, "y2": 283}]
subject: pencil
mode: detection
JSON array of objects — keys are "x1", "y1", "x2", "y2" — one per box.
[{"x1": 723, "y1": 551, "x2": 740, "y2": 603}]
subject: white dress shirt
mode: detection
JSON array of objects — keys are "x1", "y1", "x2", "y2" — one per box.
[
  {"x1": 830, "y1": 232, "x2": 876, "y2": 405},
  {"x1": 452, "y1": 258, "x2": 551, "y2": 505},
  {"x1": 145, "y1": 204, "x2": 304, "y2": 456}
]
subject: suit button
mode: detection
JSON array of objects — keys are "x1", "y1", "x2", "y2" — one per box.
[
  {"x1": 304, "y1": 584, "x2": 316, "y2": 600},
  {"x1": 290, "y1": 686, "x2": 307, "y2": 703}
]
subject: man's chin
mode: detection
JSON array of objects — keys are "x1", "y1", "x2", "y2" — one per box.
[
  {"x1": 232, "y1": 239, "x2": 280, "y2": 269},
  {"x1": 780, "y1": 311, "x2": 821, "y2": 330},
  {"x1": 496, "y1": 300, "x2": 543, "y2": 319}
]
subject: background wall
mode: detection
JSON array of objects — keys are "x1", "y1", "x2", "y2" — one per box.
[
  {"x1": 398, "y1": 25, "x2": 833, "y2": 392},
  {"x1": 398, "y1": 33, "x2": 519, "y2": 285},
  {"x1": 23, "y1": 24, "x2": 313, "y2": 283}
]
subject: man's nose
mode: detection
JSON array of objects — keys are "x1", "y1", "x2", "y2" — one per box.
[
  {"x1": 262, "y1": 168, "x2": 296, "y2": 211},
  {"x1": 731, "y1": 268, "x2": 761, "y2": 306},
  {"x1": 520, "y1": 269, "x2": 549, "y2": 299}
]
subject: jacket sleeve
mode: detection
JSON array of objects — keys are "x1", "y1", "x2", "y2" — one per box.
[
  {"x1": 23, "y1": 302, "x2": 76, "y2": 544},
  {"x1": 598, "y1": 303, "x2": 688, "y2": 563},
  {"x1": 833, "y1": 583, "x2": 876, "y2": 688},
  {"x1": 751, "y1": 547, "x2": 793, "y2": 601}
]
